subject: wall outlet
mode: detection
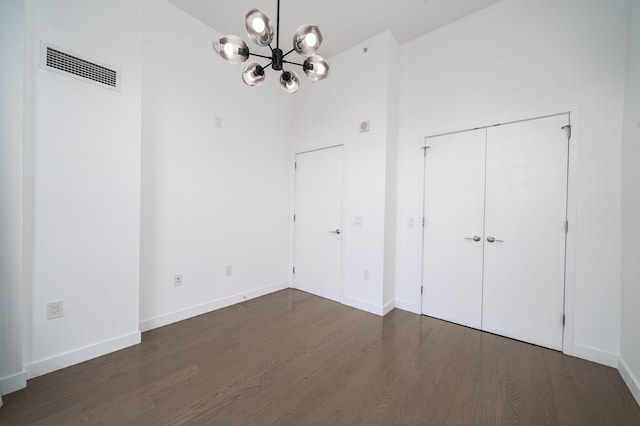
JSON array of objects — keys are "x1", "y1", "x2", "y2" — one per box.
[
  {"x1": 225, "y1": 265, "x2": 233, "y2": 276},
  {"x1": 174, "y1": 273, "x2": 183, "y2": 286},
  {"x1": 353, "y1": 216, "x2": 364, "y2": 227},
  {"x1": 363, "y1": 269, "x2": 370, "y2": 281},
  {"x1": 407, "y1": 217, "x2": 415, "y2": 228},
  {"x1": 47, "y1": 301, "x2": 64, "y2": 320}
]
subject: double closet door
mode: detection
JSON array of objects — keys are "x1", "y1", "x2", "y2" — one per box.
[{"x1": 422, "y1": 114, "x2": 569, "y2": 351}]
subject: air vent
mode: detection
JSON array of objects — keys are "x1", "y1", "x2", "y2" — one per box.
[{"x1": 40, "y1": 42, "x2": 120, "y2": 91}]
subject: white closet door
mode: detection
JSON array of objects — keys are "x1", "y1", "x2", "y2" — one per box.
[
  {"x1": 482, "y1": 115, "x2": 569, "y2": 350},
  {"x1": 293, "y1": 146, "x2": 343, "y2": 302},
  {"x1": 422, "y1": 129, "x2": 486, "y2": 329}
]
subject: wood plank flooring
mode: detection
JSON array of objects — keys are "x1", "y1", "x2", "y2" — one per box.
[{"x1": 1, "y1": 289, "x2": 639, "y2": 425}]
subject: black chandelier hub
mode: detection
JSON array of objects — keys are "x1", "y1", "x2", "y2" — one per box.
[{"x1": 272, "y1": 48, "x2": 284, "y2": 71}]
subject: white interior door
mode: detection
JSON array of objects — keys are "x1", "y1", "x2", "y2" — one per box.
[
  {"x1": 422, "y1": 129, "x2": 486, "y2": 329},
  {"x1": 293, "y1": 146, "x2": 343, "y2": 302},
  {"x1": 482, "y1": 115, "x2": 569, "y2": 350}
]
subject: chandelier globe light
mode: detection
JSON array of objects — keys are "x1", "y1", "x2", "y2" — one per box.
[
  {"x1": 292, "y1": 25, "x2": 322, "y2": 56},
  {"x1": 213, "y1": 0, "x2": 329, "y2": 94},
  {"x1": 242, "y1": 63, "x2": 266, "y2": 86},
  {"x1": 279, "y1": 70, "x2": 300, "y2": 94},
  {"x1": 303, "y1": 55, "x2": 329, "y2": 81},
  {"x1": 213, "y1": 35, "x2": 249, "y2": 65},
  {"x1": 245, "y1": 9, "x2": 274, "y2": 46}
]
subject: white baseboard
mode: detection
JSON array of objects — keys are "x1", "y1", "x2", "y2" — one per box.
[
  {"x1": 139, "y1": 282, "x2": 289, "y2": 332},
  {"x1": 382, "y1": 300, "x2": 395, "y2": 316},
  {"x1": 564, "y1": 342, "x2": 619, "y2": 368},
  {"x1": 619, "y1": 356, "x2": 640, "y2": 407},
  {"x1": 0, "y1": 370, "x2": 27, "y2": 396},
  {"x1": 394, "y1": 299, "x2": 420, "y2": 314},
  {"x1": 342, "y1": 295, "x2": 385, "y2": 316},
  {"x1": 26, "y1": 331, "x2": 141, "y2": 380}
]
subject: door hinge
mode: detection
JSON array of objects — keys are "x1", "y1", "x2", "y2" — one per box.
[
  {"x1": 293, "y1": 266, "x2": 295, "y2": 274},
  {"x1": 562, "y1": 314, "x2": 566, "y2": 327},
  {"x1": 421, "y1": 286, "x2": 423, "y2": 295},
  {"x1": 561, "y1": 124, "x2": 571, "y2": 139},
  {"x1": 422, "y1": 146, "x2": 430, "y2": 157},
  {"x1": 293, "y1": 214, "x2": 296, "y2": 222},
  {"x1": 422, "y1": 217, "x2": 425, "y2": 227},
  {"x1": 565, "y1": 220, "x2": 569, "y2": 233},
  {"x1": 294, "y1": 162, "x2": 297, "y2": 170}
]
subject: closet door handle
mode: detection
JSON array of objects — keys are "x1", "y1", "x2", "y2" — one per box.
[
  {"x1": 329, "y1": 229, "x2": 341, "y2": 235},
  {"x1": 465, "y1": 235, "x2": 481, "y2": 242},
  {"x1": 487, "y1": 236, "x2": 504, "y2": 243}
]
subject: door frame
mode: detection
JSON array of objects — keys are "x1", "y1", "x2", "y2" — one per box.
[
  {"x1": 418, "y1": 111, "x2": 577, "y2": 356},
  {"x1": 290, "y1": 144, "x2": 346, "y2": 303}
]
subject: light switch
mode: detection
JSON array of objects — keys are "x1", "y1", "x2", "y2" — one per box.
[{"x1": 353, "y1": 216, "x2": 363, "y2": 227}]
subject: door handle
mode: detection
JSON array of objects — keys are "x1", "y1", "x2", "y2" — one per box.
[
  {"x1": 464, "y1": 235, "x2": 481, "y2": 242},
  {"x1": 329, "y1": 229, "x2": 341, "y2": 235},
  {"x1": 487, "y1": 236, "x2": 504, "y2": 243}
]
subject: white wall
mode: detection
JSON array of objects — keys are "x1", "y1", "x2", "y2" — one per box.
[
  {"x1": 23, "y1": 0, "x2": 143, "y2": 378},
  {"x1": 0, "y1": 0, "x2": 26, "y2": 397},
  {"x1": 395, "y1": 0, "x2": 627, "y2": 365},
  {"x1": 139, "y1": 0, "x2": 293, "y2": 330},
  {"x1": 620, "y1": 0, "x2": 640, "y2": 406},
  {"x1": 383, "y1": 39, "x2": 400, "y2": 308},
  {"x1": 292, "y1": 31, "x2": 400, "y2": 315},
  {"x1": 5, "y1": 0, "x2": 635, "y2": 398}
]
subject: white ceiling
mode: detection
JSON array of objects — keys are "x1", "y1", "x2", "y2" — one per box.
[{"x1": 167, "y1": 0, "x2": 502, "y2": 58}]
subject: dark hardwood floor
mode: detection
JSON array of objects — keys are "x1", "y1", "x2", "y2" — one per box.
[{"x1": 1, "y1": 289, "x2": 639, "y2": 425}]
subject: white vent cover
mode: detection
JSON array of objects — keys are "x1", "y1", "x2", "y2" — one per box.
[{"x1": 40, "y1": 42, "x2": 120, "y2": 91}]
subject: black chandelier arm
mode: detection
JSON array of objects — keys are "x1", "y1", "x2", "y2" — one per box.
[
  {"x1": 282, "y1": 48, "x2": 296, "y2": 58},
  {"x1": 283, "y1": 59, "x2": 313, "y2": 71},
  {"x1": 249, "y1": 52, "x2": 273, "y2": 60},
  {"x1": 282, "y1": 59, "x2": 304, "y2": 67}
]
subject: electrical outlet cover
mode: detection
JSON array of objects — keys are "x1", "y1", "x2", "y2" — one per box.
[{"x1": 47, "y1": 301, "x2": 64, "y2": 319}]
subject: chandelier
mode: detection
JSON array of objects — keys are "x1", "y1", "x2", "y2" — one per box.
[{"x1": 213, "y1": 0, "x2": 329, "y2": 94}]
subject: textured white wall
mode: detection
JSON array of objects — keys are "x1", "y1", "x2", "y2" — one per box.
[
  {"x1": 139, "y1": 0, "x2": 293, "y2": 330},
  {"x1": 24, "y1": 0, "x2": 143, "y2": 377},
  {"x1": 395, "y1": 0, "x2": 627, "y2": 365},
  {"x1": 620, "y1": 0, "x2": 640, "y2": 406}
]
